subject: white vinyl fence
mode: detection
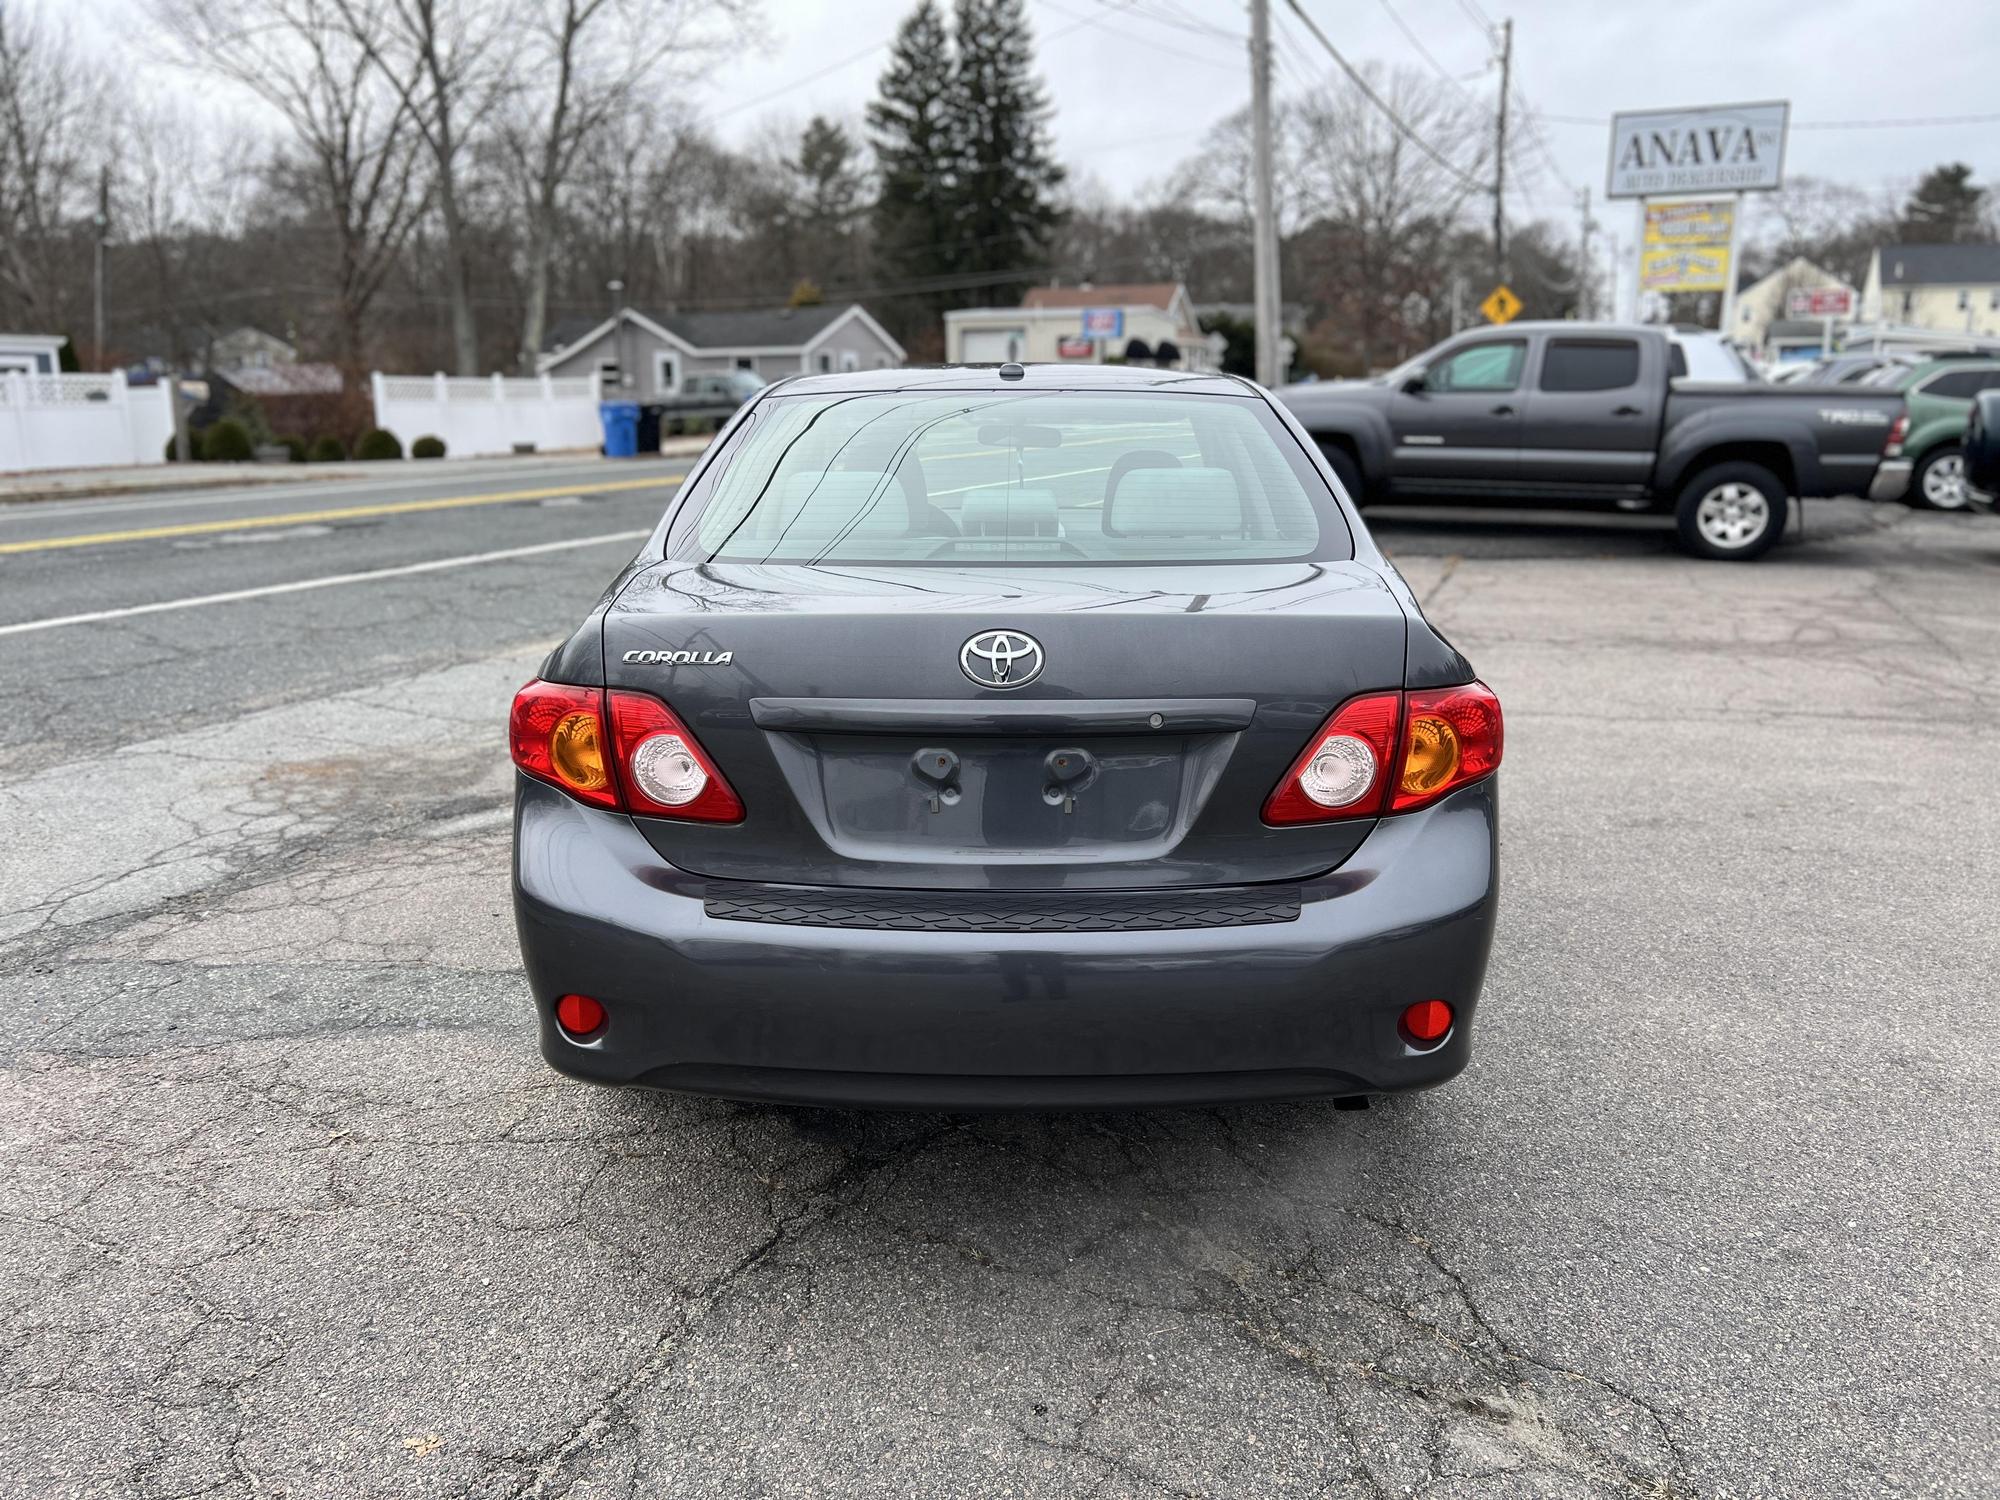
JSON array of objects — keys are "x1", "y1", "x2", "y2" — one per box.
[
  {"x1": 370, "y1": 372, "x2": 602, "y2": 458},
  {"x1": 0, "y1": 372, "x2": 175, "y2": 473}
]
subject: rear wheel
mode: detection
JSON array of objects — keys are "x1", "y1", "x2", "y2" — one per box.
[
  {"x1": 1320, "y1": 443, "x2": 1367, "y2": 507},
  {"x1": 1675, "y1": 461, "x2": 1787, "y2": 561},
  {"x1": 1912, "y1": 446, "x2": 1969, "y2": 511}
]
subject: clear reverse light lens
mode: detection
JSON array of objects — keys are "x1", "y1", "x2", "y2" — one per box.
[
  {"x1": 1299, "y1": 734, "x2": 1378, "y2": 808},
  {"x1": 630, "y1": 732, "x2": 708, "y2": 806}
]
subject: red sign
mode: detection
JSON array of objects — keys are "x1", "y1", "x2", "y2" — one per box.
[
  {"x1": 1056, "y1": 336, "x2": 1094, "y2": 359},
  {"x1": 1786, "y1": 286, "x2": 1854, "y2": 318}
]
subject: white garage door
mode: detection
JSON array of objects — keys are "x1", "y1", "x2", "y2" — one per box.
[{"x1": 960, "y1": 328, "x2": 1024, "y2": 362}]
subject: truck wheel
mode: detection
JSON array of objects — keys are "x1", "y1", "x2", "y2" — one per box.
[
  {"x1": 1912, "y1": 446, "x2": 1969, "y2": 511},
  {"x1": 1675, "y1": 462, "x2": 1788, "y2": 561},
  {"x1": 1320, "y1": 444, "x2": 1367, "y2": 507}
]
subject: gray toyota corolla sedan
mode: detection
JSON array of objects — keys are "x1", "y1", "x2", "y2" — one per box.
[{"x1": 510, "y1": 363, "x2": 1501, "y2": 1109}]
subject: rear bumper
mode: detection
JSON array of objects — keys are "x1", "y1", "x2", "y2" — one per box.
[
  {"x1": 1869, "y1": 458, "x2": 1912, "y2": 503},
  {"x1": 511, "y1": 776, "x2": 1499, "y2": 1108}
]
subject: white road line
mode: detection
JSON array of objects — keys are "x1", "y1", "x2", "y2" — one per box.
[{"x1": 0, "y1": 529, "x2": 649, "y2": 638}]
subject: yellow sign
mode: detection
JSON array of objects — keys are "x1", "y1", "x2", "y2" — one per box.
[
  {"x1": 1479, "y1": 284, "x2": 1523, "y2": 325},
  {"x1": 1640, "y1": 198, "x2": 1734, "y2": 293}
]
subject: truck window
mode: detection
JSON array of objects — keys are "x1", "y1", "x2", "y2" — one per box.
[
  {"x1": 1540, "y1": 339, "x2": 1640, "y2": 392},
  {"x1": 1926, "y1": 369, "x2": 1999, "y2": 400},
  {"x1": 1427, "y1": 341, "x2": 1524, "y2": 393}
]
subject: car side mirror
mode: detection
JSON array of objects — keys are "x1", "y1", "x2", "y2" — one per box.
[
  {"x1": 1967, "y1": 389, "x2": 2000, "y2": 500},
  {"x1": 1401, "y1": 373, "x2": 1427, "y2": 394}
]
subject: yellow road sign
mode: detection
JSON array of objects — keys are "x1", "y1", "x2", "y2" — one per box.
[{"x1": 1479, "y1": 284, "x2": 1523, "y2": 325}]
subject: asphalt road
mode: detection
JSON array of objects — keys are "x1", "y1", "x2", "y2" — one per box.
[{"x1": 1, "y1": 466, "x2": 1995, "y2": 1499}]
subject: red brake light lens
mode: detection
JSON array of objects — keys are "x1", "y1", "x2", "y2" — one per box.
[
  {"x1": 509, "y1": 681, "x2": 617, "y2": 809},
  {"x1": 1262, "y1": 691, "x2": 1401, "y2": 824},
  {"x1": 606, "y1": 689, "x2": 745, "y2": 823},
  {"x1": 1885, "y1": 414, "x2": 1908, "y2": 451},
  {"x1": 1264, "y1": 682, "x2": 1503, "y2": 824}
]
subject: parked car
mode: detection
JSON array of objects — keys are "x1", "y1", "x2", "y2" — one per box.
[
  {"x1": 510, "y1": 362, "x2": 1501, "y2": 1109},
  {"x1": 652, "y1": 369, "x2": 767, "y2": 436},
  {"x1": 1800, "y1": 352, "x2": 1920, "y2": 387},
  {"x1": 1278, "y1": 321, "x2": 1904, "y2": 560},
  {"x1": 1965, "y1": 389, "x2": 2000, "y2": 509},
  {"x1": 1877, "y1": 358, "x2": 2000, "y2": 511}
]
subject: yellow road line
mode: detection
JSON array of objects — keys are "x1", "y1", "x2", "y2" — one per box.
[{"x1": 0, "y1": 474, "x2": 683, "y2": 556}]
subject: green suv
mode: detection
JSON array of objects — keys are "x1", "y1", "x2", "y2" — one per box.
[{"x1": 1882, "y1": 360, "x2": 2000, "y2": 510}]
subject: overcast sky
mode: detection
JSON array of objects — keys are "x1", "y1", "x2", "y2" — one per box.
[
  {"x1": 700, "y1": 0, "x2": 2000, "y2": 215},
  {"x1": 83, "y1": 0, "x2": 2000, "y2": 234}
]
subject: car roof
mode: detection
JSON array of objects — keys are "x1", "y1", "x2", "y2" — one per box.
[
  {"x1": 765, "y1": 364, "x2": 1254, "y2": 399},
  {"x1": 1903, "y1": 358, "x2": 2000, "y2": 382}
]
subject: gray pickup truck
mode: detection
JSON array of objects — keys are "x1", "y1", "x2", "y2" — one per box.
[
  {"x1": 654, "y1": 369, "x2": 767, "y2": 436},
  {"x1": 1278, "y1": 321, "x2": 1904, "y2": 559}
]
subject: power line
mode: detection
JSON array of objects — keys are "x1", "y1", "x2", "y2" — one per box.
[
  {"x1": 1036, "y1": 0, "x2": 1243, "y2": 72},
  {"x1": 1374, "y1": 0, "x2": 1474, "y2": 98},
  {"x1": 1279, "y1": 0, "x2": 1488, "y2": 193}
]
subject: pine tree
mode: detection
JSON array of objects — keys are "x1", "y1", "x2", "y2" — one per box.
[
  {"x1": 949, "y1": 0, "x2": 1065, "y2": 302},
  {"x1": 1901, "y1": 163, "x2": 1990, "y2": 245},
  {"x1": 792, "y1": 116, "x2": 869, "y2": 286},
  {"x1": 868, "y1": 1, "x2": 961, "y2": 327}
]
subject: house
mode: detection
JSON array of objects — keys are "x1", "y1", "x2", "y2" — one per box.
[
  {"x1": 1729, "y1": 257, "x2": 1856, "y2": 360},
  {"x1": 0, "y1": 332, "x2": 68, "y2": 375},
  {"x1": 944, "y1": 283, "x2": 1219, "y2": 370},
  {"x1": 538, "y1": 303, "x2": 905, "y2": 399},
  {"x1": 209, "y1": 326, "x2": 298, "y2": 372},
  {"x1": 1860, "y1": 244, "x2": 2000, "y2": 337}
]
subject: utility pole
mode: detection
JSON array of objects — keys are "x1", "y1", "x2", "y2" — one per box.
[
  {"x1": 1249, "y1": 0, "x2": 1283, "y2": 387},
  {"x1": 1491, "y1": 17, "x2": 1512, "y2": 288},
  {"x1": 1577, "y1": 187, "x2": 1593, "y2": 319},
  {"x1": 92, "y1": 166, "x2": 110, "y2": 371}
]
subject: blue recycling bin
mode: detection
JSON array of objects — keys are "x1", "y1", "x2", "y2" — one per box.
[{"x1": 599, "y1": 400, "x2": 640, "y2": 458}]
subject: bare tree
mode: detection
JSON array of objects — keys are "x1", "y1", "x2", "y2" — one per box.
[
  {"x1": 0, "y1": 3, "x2": 106, "y2": 330},
  {"x1": 502, "y1": 0, "x2": 750, "y2": 370},
  {"x1": 334, "y1": 0, "x2": 514, "y2": 374},
  {"x1": 1292, "y1": 65, "x2": 1486, "y2": 367},
  {"x1": 155, "y1": 0, "x2": 429, "y2": 377}
]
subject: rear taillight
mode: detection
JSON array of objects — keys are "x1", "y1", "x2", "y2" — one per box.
[
  {"x1": 1390, "y1": 682, "x2": 1503, "y2": 813},
  {"x1": 606, "y1": 689, "x2": 744, "y2": 822},
  {"x1": 1264, "y1": 682, "x2": 1502, "y2": 825},
  {"x1": 1263, "y1": 691, "x2": 1401, "y2": 824},
  {"x1": 509, "y1": 680, "x2": 744, "y2": 823},
  {"x1": 510, "y1": 681, "x2": 617, "y2": 809},
  {"x1": 1885, "y1": 414, "x2": 1908, "y2": 453}
]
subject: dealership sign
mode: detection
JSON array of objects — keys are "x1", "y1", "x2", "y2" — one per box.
[
  {"x1": 1786, "y1": 286, "x2": 1855, "y2": 318},
  {"x1": 1607, "y1": 101, "x2": 1788, "y2": 198},
  {"x1": 1079, "y1": 308, "x2": 1124, "y2": 338},
  {"x1": 1056, "y1": 336, "x2": 1094, "y2": 359},
  {"x1": 1639, "y1": 198, "x2": 1735, "y2": 293}
]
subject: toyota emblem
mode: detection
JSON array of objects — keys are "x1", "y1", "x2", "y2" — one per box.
[{"x1": 960, "y1": 629, "x2": 1045, "y2": 689}]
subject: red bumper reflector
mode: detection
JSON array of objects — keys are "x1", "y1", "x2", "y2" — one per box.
[
  {"x1": 555, "y1": 993, "x2": 607, "y2": 1038},
  {"x1": 1401, "y1": 999, "x2": 1453, "y2": 1045}
]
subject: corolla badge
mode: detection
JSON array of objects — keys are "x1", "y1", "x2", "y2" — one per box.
[
  {"x1": 622, "y1": 649, "x2": 733, "y2": 664},
  {"x1": 960, "y1": 629, "x2": 1044, "y2": 689}
]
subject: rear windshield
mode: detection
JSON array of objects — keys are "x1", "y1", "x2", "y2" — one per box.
[{"x1": 663, "y1": 390, "x2": 1350, "y2": 565}]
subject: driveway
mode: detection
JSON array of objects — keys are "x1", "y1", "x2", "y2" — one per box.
[{"x1": 1, "y1": 480, "x2": 1994, "y2": 1497}]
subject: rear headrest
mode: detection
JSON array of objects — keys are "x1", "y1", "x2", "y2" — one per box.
[
  {"x1": 959, "y1": 487, "x2": 1060, "y2": 537},
  {"x1": 1102, "y1": 466, "x2": 1244, "y2": 537}
]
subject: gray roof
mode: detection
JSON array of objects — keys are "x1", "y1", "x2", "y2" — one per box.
[
  {"x1": 1877, "y1": 243, "x2": 2000, "y2": 287},
  {"x1": 545, "y1": 303, "x2": 858, "y2": 354}
]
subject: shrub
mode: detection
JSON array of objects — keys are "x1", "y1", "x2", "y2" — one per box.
[
  {"x1": 307, "y1": 436, "x2": 348, "y2": 463},
  {"x1": 278, "y1": 435, "x2": 307, "y2": 463},
  {"x1": 355, "y1": 428, "x2": 403, "y2": 461},
  {"x1": 200, "y1": 418, "x2": 255, "y2": 463},
  {"x1": 163, "y1": 435, "x2": 181, "y2": 463},
  {"x1": 411, "y1": 434, "x2": 447, "y2": 459}
]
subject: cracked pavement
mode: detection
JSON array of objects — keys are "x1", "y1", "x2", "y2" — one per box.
[{"x1": 2, "y1": 478, "x2": 1996, "y2": 1498}]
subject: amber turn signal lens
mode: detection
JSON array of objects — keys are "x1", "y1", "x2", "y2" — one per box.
[
  {"x1": 555, "y1": 993, "x2": 606, "y2": 1038},
  {"x1": 1399, "y1": 714, "x2": 1461, "y2": 798},
  {"x1": 550, "y1": 710, "x2": 609, "y2": 792}
]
